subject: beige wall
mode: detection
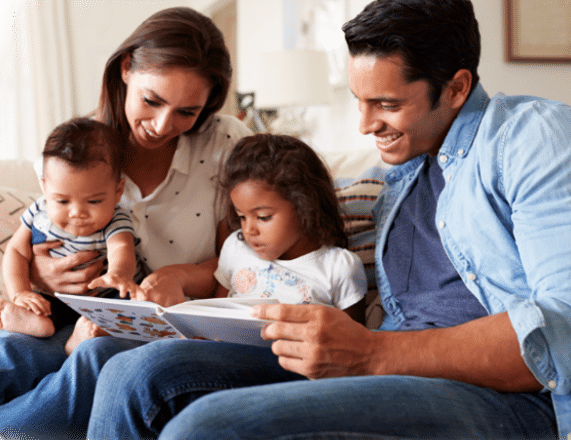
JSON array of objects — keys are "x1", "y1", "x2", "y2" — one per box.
[{"x1": 45, "y1": 0, "x2": 571, "y2": 152}]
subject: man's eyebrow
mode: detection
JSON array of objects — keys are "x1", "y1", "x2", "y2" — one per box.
[{"x1": 350, "y1": 90, "x2": 403, "y2": 103}]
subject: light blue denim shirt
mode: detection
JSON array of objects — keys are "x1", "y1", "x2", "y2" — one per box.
[{"x1": 373, "y1": 83, "x2": 571, "y2": 439}]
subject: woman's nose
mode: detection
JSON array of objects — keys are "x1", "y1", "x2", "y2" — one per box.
[{"x1": 153, "y1": 111, "x2": 173, "y2": 135}]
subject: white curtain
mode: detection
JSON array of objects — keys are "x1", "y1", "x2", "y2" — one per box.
[{"x1": 0, "y1": 0, "x2": 76, "y2": 161}]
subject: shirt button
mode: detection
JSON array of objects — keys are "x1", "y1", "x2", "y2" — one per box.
[
  {"x1": 467, "y1": 273, "x2": 476, "y2": 281},
  {"x1": 447, "y1": 175, "x2": 452, "y2": 182},
  {"x1": 439, "y1": 154, "x2": 448, "y2": 163},
  {"x1": 438, "y1": 221, "x2": 445, "y2": 229},
  {"x1": 548, "y1": 380, "x2": 557, "y2": 389},
  {"x1": 458, "y1": 149, "x2": 464, "y2": 156}
]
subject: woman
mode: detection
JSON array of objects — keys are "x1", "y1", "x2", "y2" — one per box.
[{"x1": 0, "y1": 7, "x2": 251, "y2": 438}]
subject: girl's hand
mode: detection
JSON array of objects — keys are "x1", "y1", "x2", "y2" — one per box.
[
  {"x1": 88, "y1": 273, "x2": 142, "y2": 299},
  {"x1": 136, "y1": 267, "x2": 186, "y2": 307},
  {"x1": 13, "y1": 291, "x2": 52, "y2": 316},
  {"x1": 30, "y1": 241, "x2": 104, "y2": 295}
]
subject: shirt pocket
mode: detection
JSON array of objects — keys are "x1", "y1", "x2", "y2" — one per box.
[{"x1": 383, "y1": 223, "x2": 414, "y2": 295}]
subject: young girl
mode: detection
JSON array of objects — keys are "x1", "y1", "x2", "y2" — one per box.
[{"x1": 215, "y1": 133, "x2": 366, "y2": 323}]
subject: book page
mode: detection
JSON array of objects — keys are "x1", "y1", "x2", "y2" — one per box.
[{"x1": 55, "y1": 294, "x2": 183, "y2": 341}]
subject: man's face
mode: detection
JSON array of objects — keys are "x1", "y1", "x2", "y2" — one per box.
[{"x1": 348, "y1": 54, "x2": 458, "y2": 165}]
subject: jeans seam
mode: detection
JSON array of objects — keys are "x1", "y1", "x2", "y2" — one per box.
[{"x1": 144, "y1": 383, "x2": 231, "y2": 429}]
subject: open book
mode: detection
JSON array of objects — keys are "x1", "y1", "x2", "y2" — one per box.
[{"x1": 55, "y1": 293, "x2": 277, "y2": 347}]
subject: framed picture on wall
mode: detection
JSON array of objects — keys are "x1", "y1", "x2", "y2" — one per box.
[{"x1": 505, "y1": 0, "x2": 571, "y2": 62}]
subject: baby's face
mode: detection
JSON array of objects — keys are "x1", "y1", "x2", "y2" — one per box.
[{"x1": 41, "y1": 158, "x2": 124, "y2": 236}]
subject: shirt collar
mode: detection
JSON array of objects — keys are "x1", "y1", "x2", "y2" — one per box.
[{"x1": 439, "y1": 82, "x2": 490, "y2": 159}]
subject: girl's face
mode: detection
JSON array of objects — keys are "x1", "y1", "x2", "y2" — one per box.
[
  {"x1": 121, "y1": 60, "x2": 211, "y2": 151},
  {"x1": 230, "y1": 180, "x2": 318, "y2": 261}
]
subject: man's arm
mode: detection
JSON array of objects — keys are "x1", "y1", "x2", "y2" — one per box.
[{"x1": 253, "y1": 304, "x2": 541, "y2": 392}]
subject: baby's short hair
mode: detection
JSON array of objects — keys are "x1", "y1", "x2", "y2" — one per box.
[{"x1": 43, "y1": 117, "x2": 124, "y2": 181}]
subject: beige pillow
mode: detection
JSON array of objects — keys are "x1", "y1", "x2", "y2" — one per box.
[{"x1": 0, "y1": 187, "x2": 41, "y2": 300}]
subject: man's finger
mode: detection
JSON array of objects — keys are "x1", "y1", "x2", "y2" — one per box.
[{"x1": 252, "y1": 303, "x2": 315, "y2": 323}]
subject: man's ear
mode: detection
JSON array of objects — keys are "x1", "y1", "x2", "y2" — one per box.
[{"x1": 447, "y1": 69, "x2": 472, "y2": 110}]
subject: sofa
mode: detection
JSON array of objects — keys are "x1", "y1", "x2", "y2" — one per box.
[{"x1": 0, "y1": 148, "x2": 387, "y2": 329}]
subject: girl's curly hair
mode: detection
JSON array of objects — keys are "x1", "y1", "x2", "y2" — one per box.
[{"x1": 219, "y1": 133, "x2": 347, "y2": 249}]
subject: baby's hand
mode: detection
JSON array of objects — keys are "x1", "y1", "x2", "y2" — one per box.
[
  {"x1": 88, "y1": 272, "x2": 141, "y2": 299},
  {"x1": 13, "y1": 291, "x2": 52, "y2": 316}
]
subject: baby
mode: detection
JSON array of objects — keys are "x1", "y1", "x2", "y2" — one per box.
[{"x1": 0, "y1": 117, "x2": 142, "y2": 354}]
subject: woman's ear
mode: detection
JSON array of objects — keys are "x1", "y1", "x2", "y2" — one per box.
[
  {"x1": 447, "y1": 69, "x2": 472, "y2": 110},
  {"x1": 120, "y1": 54, "x2": 132, "y2": 84}
]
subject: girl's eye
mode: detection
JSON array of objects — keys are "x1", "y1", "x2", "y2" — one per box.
[{"x1": 258, "y1": 215, "x2": 271, "y2": 222}]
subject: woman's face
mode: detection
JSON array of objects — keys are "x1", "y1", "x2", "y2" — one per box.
[{"x1": 121, "y1": 62, "x2": 212, "y2": 151}]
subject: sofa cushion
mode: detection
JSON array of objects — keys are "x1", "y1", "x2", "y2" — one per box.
[
  {"x1": 335, "y1": 166, "x2": 386, "y2": 329},
  {"x1": 0, "y1": 187, "x2": 42, "y2": 299}
]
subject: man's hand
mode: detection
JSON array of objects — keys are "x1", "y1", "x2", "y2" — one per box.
[
  {"x1": 252, "y1": 304, "x2": 375, "y2": 379},
  {"x1": 30, "y1": 241, "x2": 104, "y2": 294}
]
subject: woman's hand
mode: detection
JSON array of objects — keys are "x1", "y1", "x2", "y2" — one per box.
[
  {"x1": 252, "y1": 304, "x2": 375, "y2": 379},
  {"x1": 30, "y1": 241, "x2": 105, "y2": 295},
  {"x1": 136, "y1": 266, "x2": 186, "y2": 307}
]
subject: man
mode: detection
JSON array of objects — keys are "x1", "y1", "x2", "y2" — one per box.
[{"x1": 86, "y1": 1, "x2": 570, "y2": 438}]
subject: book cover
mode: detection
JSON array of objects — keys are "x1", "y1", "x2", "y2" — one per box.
[{"x1": 55, "y1": 293, "x2": 277, "y2": 347}]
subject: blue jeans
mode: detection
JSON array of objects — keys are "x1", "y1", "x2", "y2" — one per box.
[
  {"x1": 0, "y1": 329, "x2": 143, "y2": 439},
  {"x1": 87, "y1": 339, "x2": 557, "y2": 440}
]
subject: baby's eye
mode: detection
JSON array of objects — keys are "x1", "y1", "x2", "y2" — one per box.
[
  {"x1": 88, "y1": 200, "x2": 103, "y2": 205},
  {"x1": 56, "y1": 200, "x2": 69, "y2": 204},
  {"x1": 258, "y1": 215, "x2": 272, "y2": 222}
]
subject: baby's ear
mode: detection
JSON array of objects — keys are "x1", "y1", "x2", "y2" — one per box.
[
  {"x1": 115, "y1": 178, "x2": 126, "y2": 202},
  {"x1": 39, "y1": 178, "x2": 46, "y2": 194}
]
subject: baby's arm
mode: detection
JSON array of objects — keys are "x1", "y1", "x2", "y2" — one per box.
[
  {"x1": 88, "y1": 231, "x2": 139, "y2": 298},
  {"x1": 3, "y1": 224, "x2": 52, "y2": 315}
]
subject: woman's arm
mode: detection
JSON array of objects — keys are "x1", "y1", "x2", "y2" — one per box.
[{"x1": 30, "y1": 241, "x2": 104, "y2": 295}]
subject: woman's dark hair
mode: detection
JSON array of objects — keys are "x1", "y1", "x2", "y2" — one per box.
[
  {"x1": 97, "y1": 7, "x2": 231, "y2": 138},
  {"x1": 43, "y1": 117, "x2": 124, "y2": 181},
  {"x1": 343, "y1": 0, "x2": 480, "y2": 107},
  {"x1": 220, "y1": 134, "x2": 348, "y2": 249}
]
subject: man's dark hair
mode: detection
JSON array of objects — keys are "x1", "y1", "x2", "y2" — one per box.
[
  {"x1": 43, "y1": 117, "x2": 124, "y2": 181},
  {"x1": 343, "y1": 0, "x2": 480, "y2": 107}
]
